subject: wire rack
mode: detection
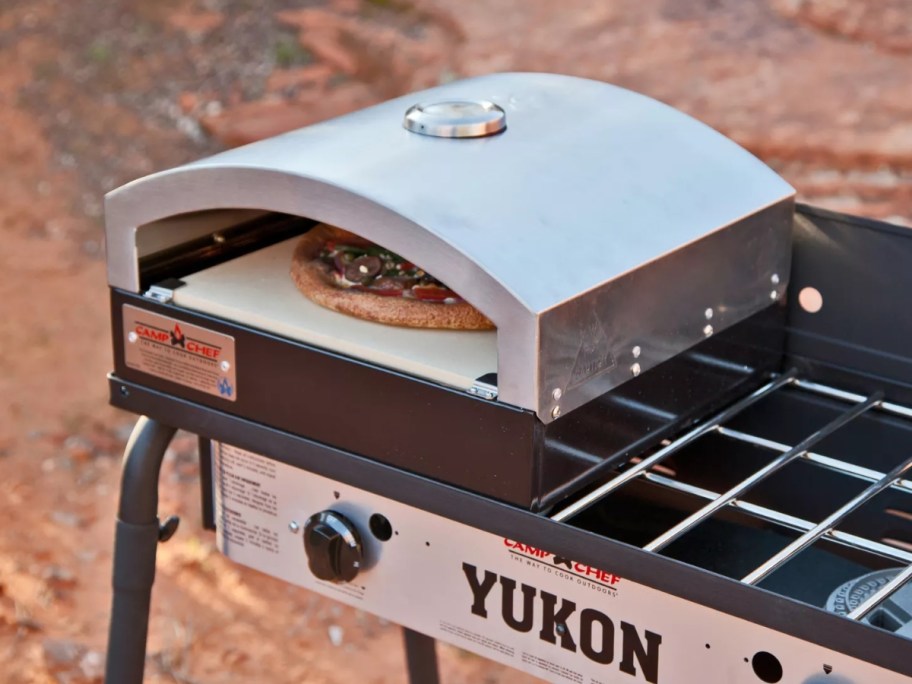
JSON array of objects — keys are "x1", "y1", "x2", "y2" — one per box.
[{"x1": 552, "y1": 370, "x2": 912, "y2": 626}]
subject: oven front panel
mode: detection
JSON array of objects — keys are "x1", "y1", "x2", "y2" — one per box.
[{"x1": 212, "y1": 441, "x2": 906, "y2": 684}]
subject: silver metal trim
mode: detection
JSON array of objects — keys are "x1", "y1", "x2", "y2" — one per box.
[
  {"x1": 741, "y1": 454, "x2": 912, "y2": 585},
  {"x1": 403, "y1": 100, "x2": 506, "y2": 138},
  {"x1": 143, "y1": 284, "x2": 175, "y2": 304},
  {"x1": 846, "y1": 564, "x2": 912, "y2": 621},
  {"x1": 642, "y1": 393, "x2": 883, "y2": 552},
  {"x1": 467, "y1": 381, "x2": 498, "y2": 401},
  {"x1": 550, "y1": 372, "x2": 797, "y2": 522},
  {"x1": 642, "y1": 473, "x2": 912, "y2": 566},
  {"x1": 717, "y1": 426, "x2": 912, "y2": 494},
  {"x1": 794, "y1": 378, "x2": 912, "y2": 420}
]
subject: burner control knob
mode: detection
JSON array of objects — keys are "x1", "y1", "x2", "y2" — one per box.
[{"x1": 303, "y1": 511, "x2": 363, "y2": 583}]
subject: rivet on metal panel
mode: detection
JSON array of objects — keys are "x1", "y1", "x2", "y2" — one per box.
[
  {"x1": 632, "y1": 345, "x2": 641, "y2": 359},
  {"x1": 630, "y1": 363, "x2": 641, "y2": 377},
  {"x1": 128, "y1": 331, "x2": 138, "y2": 343},
  {"x1": 288, "y1": 521, "x2": 301, "y2": 534},
  {"x1": 220, "y1": 360, "x2": 231, "y2": 372},
  {"x1": 703, "y1": 324, "x2": 714, "y2": 337},
  {"x1": 770, "y1": 290, "x2": 778, "y2": 300},
  {"x1": 551, "y1": 388, "x2": 562, "y2": 400},
  {"x1": 704, "y1": 308, "x2": 713, "y2": 320},
  {"x1": 551, "y1": 406, "x2": 562, "y2": 419},
  {"x1": 771, "y1": 273, "x2": 780, "y2": 285}
]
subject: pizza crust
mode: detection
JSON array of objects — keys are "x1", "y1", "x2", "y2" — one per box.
[{"x1": 290, "y1": 225, "x2": 495, "y2": 330}]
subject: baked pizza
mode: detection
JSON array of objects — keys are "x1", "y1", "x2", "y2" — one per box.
[{"x1": 290, "y1": 225, "x2": 494, "y2": 330}]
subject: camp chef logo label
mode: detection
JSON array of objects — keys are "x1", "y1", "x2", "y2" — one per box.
[
  {"x1": 504, "y1": 539, "x2": 621, "y2": 592},
  {"x1": 122, "y1": 304, "x2": 237, "y2": 401},
  {"x1": 463, "y1": 563, "x2": 662, "y2": 683},
  {"x1": 170, "y1": 323, "x2": 186, "y2": 348}
]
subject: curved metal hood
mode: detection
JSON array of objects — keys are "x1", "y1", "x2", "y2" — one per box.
[{"x1": 105, "y1": 72, "x2": 795, "y2": 422}]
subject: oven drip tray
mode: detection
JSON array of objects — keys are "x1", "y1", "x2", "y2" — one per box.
[{"x1": 555, "y1": 371, "x2": 912, "y2": 637}]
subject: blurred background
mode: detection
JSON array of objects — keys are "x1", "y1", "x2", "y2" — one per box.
[{"x1": 0, "y1": 0, "x2": 910, "y2": 682}]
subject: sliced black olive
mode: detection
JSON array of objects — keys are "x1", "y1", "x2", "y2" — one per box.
[
  {"x1": 344, "y1": 255, "x2": 382, "y2": 282},
  {"x1": 334, "y1": 252, "x2": 352, "y2": 272}
]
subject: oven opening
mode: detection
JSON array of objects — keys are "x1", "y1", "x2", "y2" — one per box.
[{"x1": 135, "y1": 210, "x2": 499, "y2": 395}]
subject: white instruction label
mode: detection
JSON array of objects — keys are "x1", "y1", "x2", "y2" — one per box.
[{"x1": 214, "y1": 443, "x2": 280, "y2": 555}]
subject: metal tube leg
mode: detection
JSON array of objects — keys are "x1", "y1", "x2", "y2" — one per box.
[
  {"x1": 104, "y1": 417, "x2": 177, "y2": 684},
  {"x1": 403, "y1": 627, "x2": 440, "y2": 684}
]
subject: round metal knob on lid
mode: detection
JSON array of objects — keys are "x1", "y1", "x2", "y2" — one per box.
[{"x1": 403, "y1": 100, "x2": 506, "y2": 138}]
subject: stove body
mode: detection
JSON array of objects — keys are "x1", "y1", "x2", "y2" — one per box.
[{"x1": 103, "y1": 74, "x2": 912, "y2": 683}]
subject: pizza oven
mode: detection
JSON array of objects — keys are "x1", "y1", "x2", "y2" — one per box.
[
  {"x1": 105, "y1": 72, "x2": 793, "y2": 509},
  {"x1": 102, "y1": 73, "x2": 911, "y2": 684}
]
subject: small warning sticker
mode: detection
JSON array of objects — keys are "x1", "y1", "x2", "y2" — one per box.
[{"x1": 122, "y1": 304, "x2": 237, "y2": 401}]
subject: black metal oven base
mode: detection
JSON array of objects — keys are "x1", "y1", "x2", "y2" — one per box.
[
  {"x1": 111, "y1": 285, "x2": 783, "y2": 512},
  {"x1": 107, "y1": 376, "x2": 912, "y2": 679}
]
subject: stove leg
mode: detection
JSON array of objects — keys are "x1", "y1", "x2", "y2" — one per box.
[
  {"x1": 403, "y1": 627, "x2": 440, "y2": 684},
  {"x1": 104, "y1": 417, "x2": 177, "y2": 684}
]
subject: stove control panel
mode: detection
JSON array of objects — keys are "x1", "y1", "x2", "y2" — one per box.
[
  {"x1": 303, "y1": 510, "x2": 363, "y2": 583},
  {"x1": 211, "y1": 442, "x2": 909, "y2": 684}
]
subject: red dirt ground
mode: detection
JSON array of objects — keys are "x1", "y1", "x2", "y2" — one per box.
[{"x1": 0, "y1": 0, "x2": 909, "y2": 682}]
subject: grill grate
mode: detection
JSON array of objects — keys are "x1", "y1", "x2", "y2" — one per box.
[{"x1": 552, "y1": 371, "x2": 912, "y2": 629}]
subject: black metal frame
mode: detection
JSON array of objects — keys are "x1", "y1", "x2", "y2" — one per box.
[
  {"x1": 107, "y1": 378, "x2": 912, "y2": 680},
  {"x1": 103, "y1": 206, "x2": 912, "y2": 681},
  {"x1": 105, "y1": 418, "x2": 176, "y2": 684}
]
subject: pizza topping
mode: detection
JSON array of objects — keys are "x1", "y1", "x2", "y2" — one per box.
[
  {"x1": 319, "y1": 238, "x2": 462, "y2": 303},
  {"x1": 356, "y1": 278, "x2": 403, "y2": 296},
  {"x1": 412, "y1": 285, "x2": 455, "y2": 301},
  {"x1": 344, "y1": 255, "x2": 382, "y2": 283}
]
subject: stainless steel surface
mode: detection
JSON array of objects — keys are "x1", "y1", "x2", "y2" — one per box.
[
  {"x1": 212, "y1": 440, "x2": 912, "y2": 684},
  {"x1": 794, "y1": 378, "x2": 912, "y2": 420},
  {"x1": 549, "y1": 372, "x2": 797, "y2": 522},
  {"x1": 143, "y1": 284, "x2": 174, "y2": 304},
  {"x1": 643, "y1": 473, "x2": 912, "y2": 566},
  {"x1": 847, "y1": 565, "x2": 912, "y2": 621},
  {"x1": 741, "y1": 455, "x2": 912, "y2": 585},
  {"x1": 105, "y1": 72, "x2": 795, "y2": 422},
  {"x1": 467, "y1": 380, "x2": 498, "y2": 401},
  {"x1": 717, "y1": 427, "x2": 912, "y2": 494},
  {"x1": 642, "y1": 393, "x2": 883, "y2": 553},
  {"x1": 403, "y1": 100, "x2": 506, "y2": 138}
]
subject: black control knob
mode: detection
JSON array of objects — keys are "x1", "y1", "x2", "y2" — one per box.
[{"x1": 303, "y1": 511, "x2": 363, "y2": 583}]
